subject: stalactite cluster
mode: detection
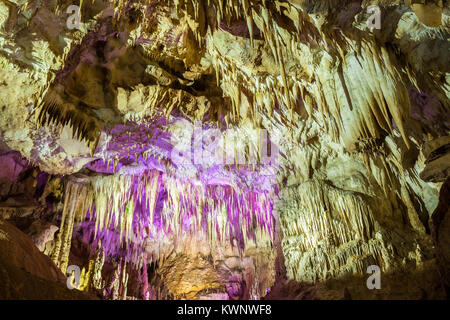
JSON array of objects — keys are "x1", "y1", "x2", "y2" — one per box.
[
  {"x1": 0, "y1": 0, "x2": 448, "y2": 301},
  {"x1": 49, "y1": 169, "x2": 275, "y2": 298}
]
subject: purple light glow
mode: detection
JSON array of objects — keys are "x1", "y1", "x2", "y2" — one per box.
[{"x1": 75, "y1": 121, "x2": 279, "y2": 273}]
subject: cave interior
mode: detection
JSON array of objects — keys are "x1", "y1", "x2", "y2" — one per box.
[{"x1": 0, "y1": 0, "x2": 449, "y2": 300}]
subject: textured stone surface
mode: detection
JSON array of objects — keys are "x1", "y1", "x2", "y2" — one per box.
[
  {"x1": 431, "y1": 177, "x2": 450, "y2": 297},
  {"x1": 27, "y1": 220, "x2": 59, "y2": 254},
  {"x1": 0, "y1": 219, "x2": 96, "y2": 299},
  {"x1": 0, "y1": 220, "x2": 65, "y2": 282}
]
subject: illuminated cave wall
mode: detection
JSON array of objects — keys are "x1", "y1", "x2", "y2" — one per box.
[{"x1": 0, "y1": 0, "x2": 449, "y2": 300}]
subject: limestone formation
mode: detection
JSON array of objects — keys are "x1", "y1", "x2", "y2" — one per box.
[{"x1": 0, "y1": 0, "x2": 448, "y2": 300}]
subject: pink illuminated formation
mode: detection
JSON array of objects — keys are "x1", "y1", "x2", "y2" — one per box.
[
  {"x1": 57, "y1": 121, "x2": 279, "y2": 289},
  {"x1": 78, "y1": 170, "x2": 276, "y2": 265}
]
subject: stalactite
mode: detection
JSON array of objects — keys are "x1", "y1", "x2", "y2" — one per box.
[
  {"x1": 36, "y1": 89, "x2": 102, "y2": 156},
  {"x1": 52, "y1": 180, "x2": 93, "y2": 273},
  {"x1": 162, "y1": 175, "x2": 275, "y2": 251},
  {"x1": 51, "y1": 164, "x2": 275, "y2": 300}
]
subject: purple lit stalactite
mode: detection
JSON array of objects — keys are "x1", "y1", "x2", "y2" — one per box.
[{"x1": 68, "y1": 121, "x2": 279, "y2": 298}]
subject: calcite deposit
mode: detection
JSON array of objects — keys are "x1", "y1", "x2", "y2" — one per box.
[{"x1": 0, "y1": 0, "x2": 448, "y2": 300}]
